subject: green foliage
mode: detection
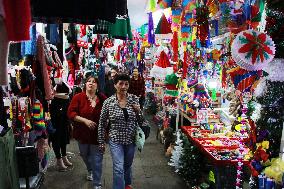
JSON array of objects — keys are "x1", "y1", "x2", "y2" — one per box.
[
  {"x1": 247, "y1": 98, "x2": 256, "y2": 118},
  {"x1": 256, "y1": 81, "x2": 284, "y2": 157},
  {"x1": 265, "y1": 8, "x2": 284, "y2": 58},
  {"x1": 178, "y1": 133, "x2": 208, "y2": 186}
]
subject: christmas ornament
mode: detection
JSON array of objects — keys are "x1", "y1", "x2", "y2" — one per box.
[
  {"x1": 231, "y1": 30, "x2": 276, "y2": 70},
  {"x1": 227, "y1": 67, "x2": 267, "y2": 93}
]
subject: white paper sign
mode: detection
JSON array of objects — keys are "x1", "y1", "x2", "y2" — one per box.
[{"x1": 197, "y1": 109, "x2": 208, "y2": 124}]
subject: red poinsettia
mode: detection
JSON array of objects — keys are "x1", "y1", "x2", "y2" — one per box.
[{"x1": 238, "y1": 31, "x2": 274, "y2": 65}]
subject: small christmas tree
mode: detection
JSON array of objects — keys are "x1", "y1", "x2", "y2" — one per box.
[
  {"x1": 178, "y1": 133, "x2": 207, "y2": 186},
  {"x1": 168, "y1": 130, "x2": 183, "y2": 172},
  {"x1": 256, "y1": 80, "x2": 284, "y2": 157}
]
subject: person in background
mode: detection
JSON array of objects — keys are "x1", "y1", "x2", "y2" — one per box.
[
  {"x1": 98, "y1": 73, "x2": 143, "y2": 189},
  {"x1": 50, "y1": 82, "x2": 72, "y2": 171},
  {"x1": 67, "y1": 75, "x2": 106, "y2": 189},
  {"x1": 128, "y1": 68, "x2": 145, "y2": 109},
  {"x1": 105, "y1": 67, "x2": 118, "y2": 97}
]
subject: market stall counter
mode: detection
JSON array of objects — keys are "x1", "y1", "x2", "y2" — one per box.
[{"x1": 181, "y1": 126, "x2": 250, "y2": 189}]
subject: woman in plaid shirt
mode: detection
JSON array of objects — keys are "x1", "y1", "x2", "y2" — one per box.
[{"x1": 98, "y1": 74, "x2": 143, "y2": 189}]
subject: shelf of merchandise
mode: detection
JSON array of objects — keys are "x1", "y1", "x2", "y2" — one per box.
[{"x1": 178, "y1": 107, "x2": 221, "y2": 128}]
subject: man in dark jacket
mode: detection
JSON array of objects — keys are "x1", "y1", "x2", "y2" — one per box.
[
  {"x1": 129, "y1": 68, "x2": 145, "y2": 109},
  {"x1": 105, "y1": 67, "x2": 118, "y2": 97}
]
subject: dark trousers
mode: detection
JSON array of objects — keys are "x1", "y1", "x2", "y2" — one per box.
[{"x1": 52, "y1": 142, "x2": 67, "y2": 159}]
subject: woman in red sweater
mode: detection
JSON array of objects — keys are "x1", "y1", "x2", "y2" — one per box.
[{"x1": 67, "y1": 76, "x2": 106, "y2": 189}]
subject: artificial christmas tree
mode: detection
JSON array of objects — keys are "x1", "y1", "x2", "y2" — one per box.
[{"x1": 168, "y1": 130, "x2": 183, "y2": 172}]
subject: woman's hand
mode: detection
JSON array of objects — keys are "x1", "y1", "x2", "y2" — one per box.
[
  {"x1": 132, "y1": 104, "x2": 141, "y2": 113},
  {"x1": 84, "y1": 119, "x2": 97, "y2": 129}
]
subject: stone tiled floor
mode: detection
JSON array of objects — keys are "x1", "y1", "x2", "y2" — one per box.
[{"x1": 40, "y1": 120, "x2": 187, "y2": 189}]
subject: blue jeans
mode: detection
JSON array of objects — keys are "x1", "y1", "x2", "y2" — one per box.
[
  {"x1": 109, "y1": 140, "x2": 136, "y2": 189},
  {"x1": 78, "y1": 142, "x2": 103, "y2": 187}
]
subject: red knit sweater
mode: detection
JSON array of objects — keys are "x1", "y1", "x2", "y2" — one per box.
[{"x1": 67, "y1": 92, "x2": 106, "y2": 144}]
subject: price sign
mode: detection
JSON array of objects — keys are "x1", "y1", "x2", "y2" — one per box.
[{"x1": 197, "y1": 109, "x2": 208, "y2": 124}]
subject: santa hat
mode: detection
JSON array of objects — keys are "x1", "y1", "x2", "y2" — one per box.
[
  {"x1": 155, "y1": 51, "x2": 171, "y2": 68},
  {"x1": 155, "y1": 14, "x2": 172, "y2": 34}
]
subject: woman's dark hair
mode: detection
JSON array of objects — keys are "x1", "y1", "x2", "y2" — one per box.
[
  {"x1": 113, "y1": 73, "x2": 130, "y2": 84},
  {"x1": 55, "y1": 82, "x2": 70, "y2": 94},
  {"x1": 84, "y1": 75, "x2": 99, "y2": 91},
  {"x1": 111, "y1": 66, "x2": 119, "y2": 73},
  {"x1": 84, "y1": 75, "x2": 104, "y2": 101}
]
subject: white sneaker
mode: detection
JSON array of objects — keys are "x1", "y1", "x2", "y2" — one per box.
[
  {"x1": 94, "y1": 186, "x2": 102, "y2": 189},
  {"x1": 87, "y1": 171, "x2": 93, "y2": 181}
]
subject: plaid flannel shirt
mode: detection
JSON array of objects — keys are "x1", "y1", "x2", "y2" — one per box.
[{"x1": 98, "y1": 94, "x2": 143, "y2": 145}]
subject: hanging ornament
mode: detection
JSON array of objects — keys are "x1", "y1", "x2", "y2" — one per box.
[
  {"x1": 155, "y1": 51, "x2": 171, "y2": 68},
  {"x1": 227, "y1": 67, "x2": 268, "y2": 93},
  {"x1": 207, "y1": 0, "x2": 218, "y2": 17},
  {"x1": 140, "y1": 24, "x2": 147, "y2": 38},
  {"x1": 231, "y1": 30, "x2": 276, "y2": 71},
  {"x1": 181, "y1": 12, "x2": 192, "y2": 41},
  {"x1": 148, "y1": 0, "x2": 157, "y2": 12},
  {"x1": 196, "y1": 5, "x2": 209, "y2": 46},
  {"x1": 171, "y1": 31, "x2": 179, "y2": 62},
  {"x1": 155, "y1": 13, "x2": 172, "y2": 34},
  {"x1": 148, "y1": 12, "x2": 155, "y2": 45},
  {"x1": 116, "y1": 45, "x2": 121, "y2": 62},
  {"x1": 104, "y1": 39, "x2": 114, "y2": 48},
  {"x1": 150, "y1": 51, "x2": 173, "y2": 78},
  {"x1": 182, "y1": 50, "x2": 189, "y2": 78},
  {"x1": 157, "y1": 0, "x2": 173, "y2": 9}
]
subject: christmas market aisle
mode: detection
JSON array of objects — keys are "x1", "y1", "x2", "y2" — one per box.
[{"x1": 40, "y1": 116, "x2": 187, "y2": 189}]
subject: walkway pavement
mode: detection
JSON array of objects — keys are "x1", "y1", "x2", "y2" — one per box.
[{"x1": 41, "y1": 118, "x2": 188, "y2": 189}]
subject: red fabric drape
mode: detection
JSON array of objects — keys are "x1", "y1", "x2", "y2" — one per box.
[{"x1": 3, "y1": 0, "x2": 31, "y2": 41}]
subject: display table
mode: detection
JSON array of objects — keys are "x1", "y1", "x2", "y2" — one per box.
[
  {"x1": 181, "y1": 126, "x2": 249, "y2": 189},
  {"x1": 181, "y1": 126, "x2": 249, "y2": 166}
]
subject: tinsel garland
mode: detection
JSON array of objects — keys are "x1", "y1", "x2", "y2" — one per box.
[
  {"x1": 171, "y1": 31, "x2": 179, "y2": 62},
  {"x1": 236, "y1": 93, "x2": 250, "y2": 189}
]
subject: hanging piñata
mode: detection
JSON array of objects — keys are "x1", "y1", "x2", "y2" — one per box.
[
  {"x1": 227, "y1": 67, "x2": 268, "y2": 93},
  {"x1": 231, "y1": 29, "x2": 275, "y2": 70}
]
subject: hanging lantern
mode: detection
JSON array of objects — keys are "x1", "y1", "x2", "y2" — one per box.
[{"x1": 231, "y1": 29, "x2": 275, "y2": 70}]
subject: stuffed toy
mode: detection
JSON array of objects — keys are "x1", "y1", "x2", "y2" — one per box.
[
  {"x1": 165, "y1": 143, "x2": 175, "y2": 157},
  {"x1": 223, "y1": 89, "x2": 242, "y2": 117},
  {"x1": 163, "y1": 127, "x2": 175, "y2": 151}
]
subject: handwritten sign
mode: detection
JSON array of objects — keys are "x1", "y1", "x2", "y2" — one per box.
[{"x1": 197, "y1": 109, "x2": 208, "y2": 124}]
